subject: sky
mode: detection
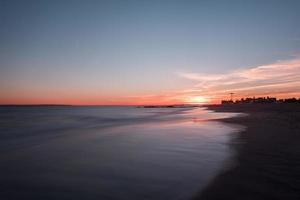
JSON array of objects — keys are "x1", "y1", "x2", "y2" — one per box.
[{"x1": 1, "y1": 0, "x2": 300, "y2": 105}]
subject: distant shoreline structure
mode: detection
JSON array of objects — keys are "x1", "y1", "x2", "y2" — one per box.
[
  {"x1": 221, "y1": 97, "x2": 300, "y2": 105},
  {"x1": 137, "y1": 104, "x2": 200, "y2": 108}
]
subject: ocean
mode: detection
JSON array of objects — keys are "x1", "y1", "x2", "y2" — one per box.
[{"x1": 0, "y1": 106, "x2": 240, "y2": 200}]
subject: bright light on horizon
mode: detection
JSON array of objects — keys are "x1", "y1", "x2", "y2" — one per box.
[{"x1": 184, "y1": 96, "x2": 209, "y2": 104}]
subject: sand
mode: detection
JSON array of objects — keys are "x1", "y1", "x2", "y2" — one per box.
[{"x1": 194, "y1": 103, "x2": 300, "y2": 200}]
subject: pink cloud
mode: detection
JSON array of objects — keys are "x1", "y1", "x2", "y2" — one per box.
[{"x1": 178, "y1": 57, "x2": 300, "y2": 102}]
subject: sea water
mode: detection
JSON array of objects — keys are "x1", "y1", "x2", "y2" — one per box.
[{"x1": 0, "y1": 106, "x2": 240, "y2": 200}]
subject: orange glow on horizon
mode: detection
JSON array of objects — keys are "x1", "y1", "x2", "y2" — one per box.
[
  {"x1": 1, "y1": 57, "x2": 300, "y2": 105},
  {"x1": 1, "y1": 92, "x2": 299, "y2": 105}
]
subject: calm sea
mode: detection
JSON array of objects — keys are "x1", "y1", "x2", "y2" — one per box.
[{"x1": 0, "y1": 106, "x2": 240, "y2": 200}]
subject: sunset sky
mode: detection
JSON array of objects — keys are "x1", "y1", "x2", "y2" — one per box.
[{"x1": 1, "y1": 0, "x2": 300, "y2": 105}]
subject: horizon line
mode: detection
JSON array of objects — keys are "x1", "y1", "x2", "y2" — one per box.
[{"x1": 0, "y1": 103, "x2": 205, "y2": 107}]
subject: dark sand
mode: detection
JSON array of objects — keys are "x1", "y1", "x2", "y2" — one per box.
[{"x1": 194, "y1": 103, "x2": 300, "y2": 200}]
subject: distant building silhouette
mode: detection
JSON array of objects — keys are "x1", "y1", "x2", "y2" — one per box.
[
  {"x1": 221, "y1": 96, "x2": 300, "y2": 105},
  {"x1": 221, "y1": 100, "x2": 234, "y2": 104}
]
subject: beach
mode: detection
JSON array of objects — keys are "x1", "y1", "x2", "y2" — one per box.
[
  {"x1": 1, "y1": 105, "x2": 300, "y2": 199},
  {"x1": 194, "y1": 103, "x2": 300, "y2": 200}
]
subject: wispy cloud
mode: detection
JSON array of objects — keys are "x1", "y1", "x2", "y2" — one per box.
[
  {"x1": 120, "y1": 57, "x2": 300, "y2": 105},
  {"x1": 178, "y1": 57, "x2": 300, "y2": 102}
]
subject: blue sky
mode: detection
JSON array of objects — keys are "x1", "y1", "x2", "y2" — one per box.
[{"x1": 1, "y1": 0, "x2": 300, "y2": 104}]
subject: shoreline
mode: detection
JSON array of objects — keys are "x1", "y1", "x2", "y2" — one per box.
[{"x1": 194, "y1": 103, "x2": 300, "y2": 200}]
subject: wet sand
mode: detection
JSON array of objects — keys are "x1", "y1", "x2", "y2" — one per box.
[{"x1": 194, "y1": 103, "x2": 300, "y2": 200}]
